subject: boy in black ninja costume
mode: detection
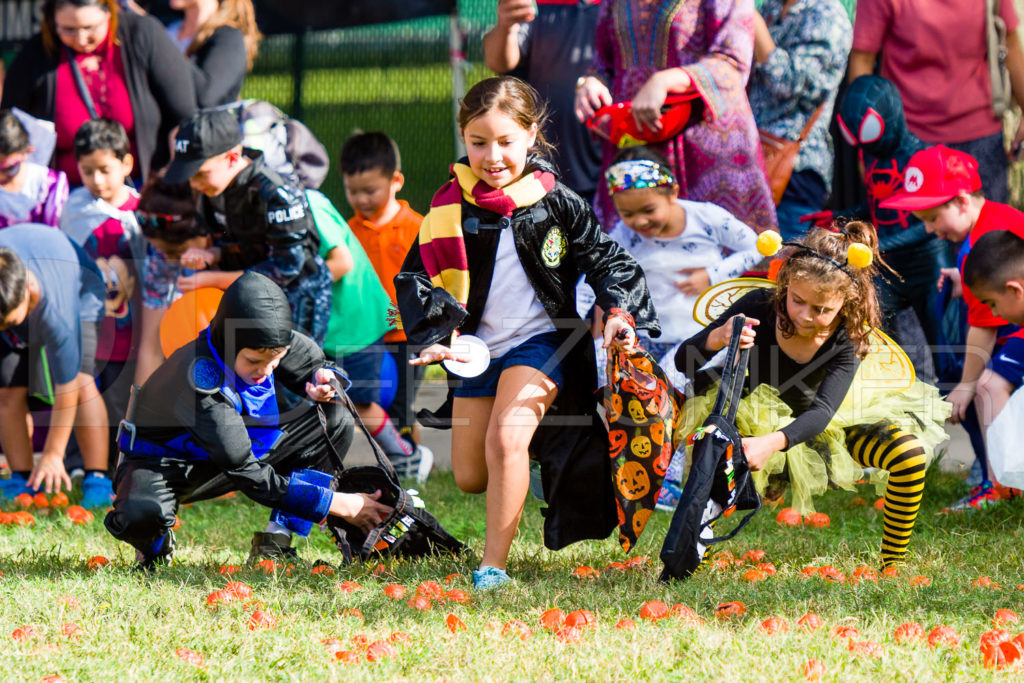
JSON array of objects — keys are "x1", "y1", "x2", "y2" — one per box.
[{"x1": 104, "y1": 272, "x2": 392, "y2": 567}]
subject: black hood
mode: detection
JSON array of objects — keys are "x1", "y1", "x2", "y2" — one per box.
[
  {"x1": 209, "y1": 272, "x2": 293, "y2": 356},
  {"x1": 838, "y1": 75, "x2": 913, "y2": 159}
]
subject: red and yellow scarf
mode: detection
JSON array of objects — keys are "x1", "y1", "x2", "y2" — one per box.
[{"x1": 418, "y1": 163, "x2": 556, "y2": 309}]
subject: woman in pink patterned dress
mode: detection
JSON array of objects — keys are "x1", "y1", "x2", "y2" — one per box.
[{"x1": 575, "y1": 0, "x2": 777, "y2": 233}]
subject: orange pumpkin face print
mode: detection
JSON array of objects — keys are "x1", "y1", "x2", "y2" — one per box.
[
  {"x1": 649, "y1": 421, "x2": 665, "y2": 445},
  {"x1": 627, "y1": 399, "x2": 648, "y2": 424},
  {"x1": 609, "y1": 429, "x2": 628, "y2": 458},
  {"x1": 653, "y1": 444, "x2": 672, "y2": 477},
  {"x1": 632, "y1": 508, "x2": 652, "y2": 536},
  {"x1": 630, "y1": 434, "x2": 652, "y2": 458},
  {"x1": 617, "y1": 461, "x2": 651, "y2": 500},
  {"x1": 607, "y1": 394, "x2": 623, "y2": 422}
]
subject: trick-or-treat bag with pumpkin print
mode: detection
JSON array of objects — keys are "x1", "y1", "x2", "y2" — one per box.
[
  {"x1": 660, "y1": 317, "x2": 761, "y2": 581},
  {"x1": 603, "y1": 346, "x2": 685, "y2": 552}
]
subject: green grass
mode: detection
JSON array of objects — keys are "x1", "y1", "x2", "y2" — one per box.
[{"x1": 2, "y1": 465, "x2": 1023, "y2": 681}]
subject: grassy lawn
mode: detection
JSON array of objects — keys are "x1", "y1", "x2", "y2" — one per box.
[{"x1": 2, "y1": 461, "x2": 1023, "y2": 681}]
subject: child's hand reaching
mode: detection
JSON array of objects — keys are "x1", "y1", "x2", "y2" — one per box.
[
  {"x1": 741, "y1": 432, "x2": 787, "y2": 471},
  {"x1": 330, "y1": 490, "x2": 393, "y2": 533},
  {"x1": 409, "y1": 343, "x2": 471, "y2": 366},
  {"x1": 305, "y1": 368, "x2": 339, "y2": 403},
  {"x1": 603, "y1": 315, "x2": 637, "y2": 352},
  {"x1": 180, "y1": 247, "x2": 216, "y2": 271},
  {"x1": 937, "y1": 268, "x2": 962, "y2": 299},
  {"x1": 707, "y1": 316, "x2": 759, "y2": 352},
  {"x1": 675, "y1": 267, "x2": 711, "y2": 296}
]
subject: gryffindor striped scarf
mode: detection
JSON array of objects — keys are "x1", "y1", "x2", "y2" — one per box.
[{"x1": 418, "y1": 163, "x2": 556, "y2": 307}]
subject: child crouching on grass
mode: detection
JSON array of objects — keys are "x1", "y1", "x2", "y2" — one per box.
[
  {"x1": 395, "y1": 76, "x2": 658, "y2": 590},
  {"x1": 675, "y1": 223, "x2": 950, "y2": 568},
  {"x1": 105, "y1": 272, "x2": 391, "y2": 569}
]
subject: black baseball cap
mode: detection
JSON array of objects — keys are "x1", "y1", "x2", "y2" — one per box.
[{"x1": 164, "y1": 109, "x2": 241, "y2": 183}]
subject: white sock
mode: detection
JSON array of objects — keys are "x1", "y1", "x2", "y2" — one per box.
[{"x1": 264, "y1": 521, "x2": 292, "y2": 537}]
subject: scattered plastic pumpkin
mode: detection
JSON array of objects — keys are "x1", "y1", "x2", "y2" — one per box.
[
  {"x1": 615, "y1": 618, "x2": 636, "y2": 631},
  {"x1": 849, "y1": 497, "x2": 867, "y2": 507},
  {"x1": 798, "y1": 613, "x2": 824, "y2": 633},
  {"x1": 572, "y1": 565, "x2": 600, "y2": 580},
  {"x1": 776, "y1": 507, "x2": 802, "y2": 526},
  {"x1": 671, "y1": 604, "x2": 697, "y2": 619},
  {"x1": 32, "y1": 493, "x2": 49, "y2": 509},
  {"x1": 852, "y1": 566, "x2": 878, "y2": 582},
  {"x1": 86, "y1": 555, "x2": 109, "y2": 570},
  {"x1": 206, "y1": 590, "x2": 233, "y2": 607},
  {"x1": 256, "y1": 559, "x2": 278, "y2": 575},
  {"x1": 802, "y1": 659, "x2": 825, "y2": 681},
  {"x1": 443, "y1": 573, "x2": 462, "y2": 585},
  {"x1": 639, "y1": 601, "x2": 669, "y2": 621},
  {"x1": 219, "y1": 565, "x2": 241, "y2": 576},
  {"x1": 334, "y1": 650, "x2": 361, "y2": 664},
  {"x1": 893, "y1": 622, "x2": 925, "y2": 644},
  {"x1": 758, "y1": 562, "x2": 777, "y2": 576},
  {"x1": 848, "y1": 639, "x2": 884, "y2": 658},
  {"x1": 502, "y1": 619, "x2": 532, "y2": 641},
  {"x1": 831, "y1": 625, "x2": 859, "y2": 640},
  {"x1": 445, "y1": 614, "x2": 466, "y2": 633},
  {"x1": 388, "y1": 632, "x2": 412, "y2": 645},
  {"x1": 247, "y1": 610, "x2": 277, "y2": 631},
  {"x1": 445, "y1": 589, "x2": 470, "y2": 604},
  {"x1": 349, "y1": 634, "x2": 370, "y2": 649},
  {"x1": 175, "y1": 648, "x2": 204, "y2": 667},
  {"x1": 818, "y1": 566, "x2": 846, "y2": 583},
  {"x1": 760, "y1": 617, "x2": 788, "y2": 635},
  {"x1": 554, "y1": 625, "x2": 582, "y2": 644},
  {"x1": 383, "y1": 584, "x2": 407, "y2": 600},
  {"x1": 564, "y1": 610, "x2": 596, "y2": 629},
  {"x1": 14, "y1": 493, "x2": 33, "y2": 509},
  {"x1": 365, "y1": 640, "x2": 397, "y2": 662},
  {"x1": 715, "y1": 601, "x2": 746, "y2": 620},
  {"x1": 416, "y1": 581, "x2": 444, "y2": 599},
  {"x1": 406, "y1": 596, "x2": 431, "y2": 611},
  {"x1": 973, "y1": 576, "x2": 1001, "y2": 589},
  {"x1": 994, "y1": 609, "x2": 1020, "y2": 626},
  {"x1": 11, "y1": 625, "x2": 39, "y2": 641},
  {"x1": 66, "y1": 506, "x2": 93, "y2": 525},
  {"x1": 742, "y1": 549, "x2": 766, "y2": 563},
  {"x1": 224, "y1": 581, "x2": 252, "y2": 599},
  {"x1": 337, "y1": 581, "x2": 362, "y2": 593},
  {"x1": 803, "y1": 512, "x2": 830, "y2": 528},
  {"x1": 540, "y1": 608, "x2": 565, "y2": 631},
  {"x1": 927, "y1": 625, "x2": 961, "y2": 648},
  {"x1": 908, "y1": 575, "x2": 931, "y2": 587},
  {"x1": 743, "y1": 568, "x2": 767, "y2": 583},
  {"x1": 873, "y1": 498, "x2": 886, "y2": 510},
  {"x1": 39, "y1": 675, "x2": 66, "y2": 683},
  {"x1": 311, "y1": 564, "x2": 335, "y2": 577},
  {"x1": 881, "y1": 565, "x2": 899, "y2": 578}
]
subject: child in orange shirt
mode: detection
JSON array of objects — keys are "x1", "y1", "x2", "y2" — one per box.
[{"x1": 340, "y1": 132, "x2": 426, "y2": 461}]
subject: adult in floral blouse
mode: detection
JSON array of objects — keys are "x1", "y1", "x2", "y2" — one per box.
[{"x1": 748, "y1": 0, "x2": 851, "y2": 240}]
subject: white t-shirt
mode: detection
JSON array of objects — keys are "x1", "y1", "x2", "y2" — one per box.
[
  {"x1": 609, "y1": 199, "x2": 759, "y2": 344},
  {"x1": 476, "y1": 228, "x2": 556, "y2": 358}
]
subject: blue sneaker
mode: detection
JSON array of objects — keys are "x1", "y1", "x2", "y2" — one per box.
[
  {"x1": 81, "y1": 473, "x2": 114, "y2": 509},
  {"x1": 0, "y1": 472, "x2": 33, "y2": 500},
  {"x1": 473, "y1": 566, "x2": 513, "y2": 591}
]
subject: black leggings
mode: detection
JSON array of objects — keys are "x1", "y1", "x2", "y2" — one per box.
[{"x1": 104, "y1": 401, "x2": 352, "y2": 554}]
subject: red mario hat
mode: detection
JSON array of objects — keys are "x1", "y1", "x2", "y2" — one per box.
[{"x1": 879, "y1": 145, "x2": 982, "y2": 211}]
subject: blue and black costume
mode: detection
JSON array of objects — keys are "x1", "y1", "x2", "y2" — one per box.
[{"x1": 104, "y1": 273, "x2": 352, "y2": 563}]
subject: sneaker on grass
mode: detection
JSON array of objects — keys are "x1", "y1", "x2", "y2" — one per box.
[
  {"x1": 0, "y1": 472, "x2": 33, "y2": 500},
  {"x1": 472, "y1": 565, "x2": 512, "y2": 591},
  {"x1": 943, "y1": 480, "x2": 1003, "y2": 513},
  {"x1": 80, "y1": 472, "x2": 115, "y2": 509},
  {"x1": 390, "y1": 444, "x2": 434, "y2": 484}
]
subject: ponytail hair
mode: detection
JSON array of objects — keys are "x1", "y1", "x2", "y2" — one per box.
[{"x1": 773, "y1": 221, "x2": 882, "y2": 359}]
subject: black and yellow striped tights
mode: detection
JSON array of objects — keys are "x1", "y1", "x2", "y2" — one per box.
[{"x1": 844, "y1": 424, "x2": 928, "y2": 568}]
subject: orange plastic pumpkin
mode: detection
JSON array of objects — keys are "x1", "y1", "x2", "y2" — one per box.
[
  {"x1": 540, "y1": 608, "x2": 565, "y2": 631},
  {"x1": 802, "y1": 659, "x2": 825, "y2": 681},
  {"x1": 159, "y1": 287, "x2": 224, "y2": 357},
  {"x1": 760, "y1": 617, "x2": 788, "y2": 635},
  {"x1": 848, "y1": 640, "x2": 883, "y2": 658},
  {"x1": 803, "y1": 512, "x2": 830, "y2": 528},
  {"x1": 994, "y1": 609, "x2": 1020, "y2": 626},
  {"x1": 564, "y1": 610, "x2": 596, "y2": 629},
  {"x1": 639, "y1": 600, "x2": 669, "y2": 621},
  {"x1": 715, "y1": 601, "x2": 746, "y2": 620},
  {"x1": 776, "y1": 507, "x2": 802, "y2": 526},
  {"x1": 927, "y1": 625, "x2": 961, "y2": 648},
  {"x1": 797, "y1": 613, "x2": 824, "y2": 633},
  {"x1": 893, "y1": 622, "x2": 925, "y2": 644}
]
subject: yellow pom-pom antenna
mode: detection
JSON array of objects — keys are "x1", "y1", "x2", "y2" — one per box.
[
  {"x1": 847, "y1": 242, "x2": 873, "y2": 269},
  {"x1": 756, "y1": 230, "x2": 783, "y2": 258}
]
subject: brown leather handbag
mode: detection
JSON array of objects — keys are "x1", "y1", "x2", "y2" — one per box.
[{"x1": 758, "y1": 104, "x2": 824, "y2": 205}]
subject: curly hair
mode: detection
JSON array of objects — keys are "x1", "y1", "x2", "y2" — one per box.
[{"x1": 772, "y1": 222, "x2": 882, "y2": 359}]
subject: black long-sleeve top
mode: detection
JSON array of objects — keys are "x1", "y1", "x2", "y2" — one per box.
[
  {"x1": 190, "y1": 26, "x2": 248, "y2": 107},
  {"x1": 675, "y1": 288, "x2": 861, "y2": 448}
]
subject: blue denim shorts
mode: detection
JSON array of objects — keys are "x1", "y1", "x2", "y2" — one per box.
[{"x1": 452, "y1": 331, "x2": 565, "y2": 398}]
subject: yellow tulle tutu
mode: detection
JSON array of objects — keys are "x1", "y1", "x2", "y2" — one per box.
[{"x1": 674, "y1": 378, "x2": 952, "y2": 514}]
